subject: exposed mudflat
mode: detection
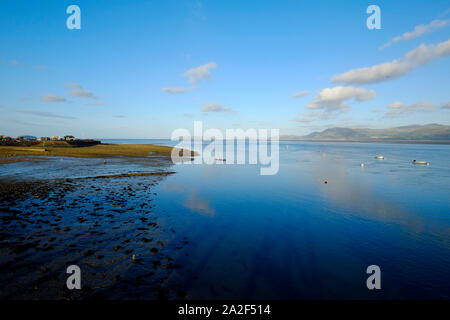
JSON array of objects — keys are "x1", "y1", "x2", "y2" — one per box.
[{"x1": 0, "y1": 157, "x2": 190, "y2": 300}]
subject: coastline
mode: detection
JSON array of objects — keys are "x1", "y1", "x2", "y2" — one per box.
[
  {"x1": 279, "y1": 139, "x2": 450, "y2": 145},
  {"x1": 0, "y1": 143, "x2": 195, "y2": 164}
]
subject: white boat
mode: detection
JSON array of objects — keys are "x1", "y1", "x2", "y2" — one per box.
[
  {"x1": 413, "y1": 160, "x2": 429, "y2": 165},
  {"x1": 375, "y1": 155, "x2": 385, "y2": 160}
]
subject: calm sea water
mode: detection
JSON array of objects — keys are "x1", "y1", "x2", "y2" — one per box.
[
  {"x1": 2, "y1": 140, "x2": 450, "y2": 299},
  {"x1": 101, "y1": 139, "x2": 450, "y2": 299}
]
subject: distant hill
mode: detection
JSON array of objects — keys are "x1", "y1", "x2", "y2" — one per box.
[{"x1": 282, "y1": 124, "x2": 450, "y2": 143}]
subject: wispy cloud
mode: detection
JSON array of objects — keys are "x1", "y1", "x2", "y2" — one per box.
[
  {"x1": 183, "y1": 113, "x2": 193, "y2": 117},
  {"x1": 41, "y1": 94, "x2": 66, "y2": 103},
  {"x1": 188, "y1": 0, "x2": 207, "y2": 21},
  {"x1": 22, "y1": 111, "x2": 76, "y2": 120},
  {"x1": 380, "y1": 19, "x2": 449, "y2": 50},
  {"x1": 202, "y1": 102, "x2": 232, "y2": 113},
  {"x1": 12, "y1": 119, "x2": 40, "y2": 126},
  {"x1": 332, "y1": 39, "x2": 450, "y2": 85},
  {"x1": 68, "y1": 83, "x2": 98, "y2": 99},
  {"x1": 183, "y1": 62, "x2": 217, "y2": 84},
  {"x1": 162, "y1": 87, "x2": 188, "y2": 94},
  {"x1": 292, "y1": 91, "x2": 309, "y2": 99},
  {"x1": 33, "y1": 65, "x2": 49, "y2": 71},
  {"x1": 440, "y1": 8, "x2": 450, "y2": 18},
  {"x1": 112, "y1": 114, "x2": 126, "y2": 118},
  {"x1": 384, "y1": 100, "x2": 436, "y2": 117},
  {"x1": 85, "y1": 102, "x2": 104, "y2": 106},
  {"x1": 294, "y1": 117, "x2": 315, "y2": 123}
]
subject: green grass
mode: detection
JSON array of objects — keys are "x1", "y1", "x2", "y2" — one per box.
[{"x1": 0, "y1": 143, "x2": 196, "y2": 163}]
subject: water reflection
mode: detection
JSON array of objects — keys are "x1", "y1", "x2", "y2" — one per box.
[{"x1": 184, "y1": 191, "x2": 215, "y2": 216}]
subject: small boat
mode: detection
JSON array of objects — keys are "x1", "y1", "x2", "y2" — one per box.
[
  {"x1": 375, "y1": 155, "x2": 385, "y2": 160},
  {"x1": 412, "y1": 160, "x2": 429, "y2": 165},
  {"x1": 215, "y1": 158, "x2": 226, "y2": 161}
]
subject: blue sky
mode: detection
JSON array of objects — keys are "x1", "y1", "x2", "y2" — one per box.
[{"x1": 0, "y1": 0, "x2": 449, "y2": 138}]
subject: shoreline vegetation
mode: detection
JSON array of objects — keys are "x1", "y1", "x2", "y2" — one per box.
[{"x1": 0, "y1": 141, "x2": 196, "y2": 164}]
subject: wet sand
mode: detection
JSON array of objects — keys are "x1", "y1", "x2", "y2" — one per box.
[{"x1": 0, "y1": 157, "x2": 191, "y2": 300}]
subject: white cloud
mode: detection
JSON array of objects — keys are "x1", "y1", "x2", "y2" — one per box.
[
  {"x1": 68, "y1": 83, "x2": 98, "y2": 99},
  {"x1": 298, "y1": 86, "x2": 375, "y2": 122},
  {"x1": 305, "y1": 86, "x2": 376, "y2": 111},
  {"x1": 332, "y1": 39, "x2": 450, "y2": 84},
  {"x1": 183, "y1": 62, "x2": 217, "y2": 83},
  {"x1": 162, "y1": 87, "x2": 188, "y2": 94},
  {"x1": 384, "y1": 100, "x2": 436, "y2": 117},
  {"x1": 202, "y1": 102, "x2": 232, "y2": 113},
  {"x1": 41, "y1": 94, "x2": 66, "y2": 102},
  {"x1": 292, "y1": 91, "x2": 309, "y2": 99},
  {"x1": 380, "y1": 19, "x2": 449, "y2": 50}
]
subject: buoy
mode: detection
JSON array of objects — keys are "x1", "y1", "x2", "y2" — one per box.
[
  {"x1": 104, "y1": 160, "x2": 107, "y2": 164},
  {"x1": 132, "y1": 254, "x2": 136, "y2": 261},
  {"x1": 361, "y1": 163, "x2": 365, "y2": 168},
  {"x1": 286, "y1": 145, "x2": 289, "y2": 150},
  {"x1": 324, "y1": 180, "x2": 328, "y2": 184}
]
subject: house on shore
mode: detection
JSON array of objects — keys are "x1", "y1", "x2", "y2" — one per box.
[
  {"x1": 64, "y1": 135, "x2": 76, "y2": 141},
  {"x1": 0, "y1": 135, "x2": 12, "y2": 142},
  {"x1": 17, "y1": 135, "x2": 37, "y2": 141}
]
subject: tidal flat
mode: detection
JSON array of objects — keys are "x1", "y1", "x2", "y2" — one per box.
[{"x1": 0, "y1": 146, "x2": 191, "y2": 300}]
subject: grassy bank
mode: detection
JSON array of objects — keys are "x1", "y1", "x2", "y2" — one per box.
[{"x1": 0, "y1": 143, "x2": 195, "y2": 163}]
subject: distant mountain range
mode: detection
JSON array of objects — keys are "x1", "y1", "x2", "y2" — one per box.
[{"x1": 282, "y1": 124, "x2": 450, "y2": 143}]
